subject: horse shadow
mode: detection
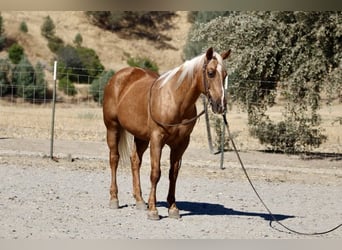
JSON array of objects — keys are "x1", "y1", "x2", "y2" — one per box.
[{"x1": 156, "y1": 201, "x2": 294, "y2": 221}]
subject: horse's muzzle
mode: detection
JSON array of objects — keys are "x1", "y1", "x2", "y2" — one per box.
[{"x1": 210, "y1": 99, "x2": 227, "y2": 114}]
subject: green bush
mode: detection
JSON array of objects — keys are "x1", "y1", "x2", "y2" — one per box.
[
  {"x1": 19, "y1": 21, "x2": 28, "y2": 33},
  {"x1": 127, "y1": 56, "x2": 158, "y2": 73},
  {"x1": 250, "y1": 120, "x2": 327, "y2": 153},
  {"x1": 47, "y1": 36, "x2": 64, "y2": 53},
  {"x1": 0, "y1": 58, "x2": 11, "y2": 96},
  {"x1": 11, "y1": 57, "x2": 34, "y2": 99},
  {"x1": 90, "y1": 69, "x2": 115, "y2": 104},
  {"x1": 73, "y1": 33, "x2": 83, "y2": 47},
  {"x1": 58, "y1": 77, "x2": 77, "y2": 96},
  {"x1": 0, "y1": 14, "x2": 6, "y2": 51},
  {"x1": 41, "y1": 15, "x2": 55, "y2": 38},
  {"x1": 8, "y1": 43, "x2": 24, "y2": 64},
  {"x1": 57, "y1": 45, "x2": 104, "y2": 83}
]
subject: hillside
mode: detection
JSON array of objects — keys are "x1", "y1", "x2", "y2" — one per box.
[{"x1": 1, "y1": 11, "x2": 191, "y2": 74}]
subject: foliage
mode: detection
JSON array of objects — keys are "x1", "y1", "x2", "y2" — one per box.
[
  {"x1": 0, "y1": 13, "x2": 6, "y2": 50},
  {"x1": 19, "y1": 21, "x2": 28, "y2": 33},
  {"x1": 184, "y1": 12, "x2": 232, "y2": 60},
  {"x1": 56, "y1": 45, "x2": 104, "y2": 83},
  {"x1": 41, "y1": 15, "x2": 55, "y2": 38},
  {"x1": 126, "y1": 56, "x2": 159, "y2": 73},
  {"x1": 90, "y1": 69, "x2": 115, "y2": 103},
  {"x1": 0, "y1": 58, "x2": 11, "y2": 96},
  {"x1": 40, "y1": 15, "x2": 65, "y2": 53},
  {"x1": 86, "y1": 11, "x2": 176, "y2": 48},
  {"x1": 73, "y1": 33, "x2": 83, "y2": 47},
  {"x1": 33, "y1": 62, "x2": 49, "y2": 102},
  {"x1": 58, "y1": 77, "x2": 76, "y2": 96},
  {"x1": 11, "y1": 57, "x2": 43, "y2": 100},
  {"x1": 47, "y1": 35, "x2": 64, "y2": 53},
  {"x1": 188, "y1": 11, "x2": 341, "y2": 152},
  {"x1": 8, "y1": 43, "x2": 24, "y2": 64}
]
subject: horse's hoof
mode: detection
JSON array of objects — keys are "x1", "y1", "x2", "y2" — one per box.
[
  {"x1": 168, "y1": 208, "x2": 181, "y2": 219},
  {"x1": 136, "y1": 201, "x2": 147, "y2": 210},
  {"x1": 147, "y1": 210, "x2": 160, "y2": 220},
  {"x1": 109, "y1": 199, "x2": 119, "y2": 209}
]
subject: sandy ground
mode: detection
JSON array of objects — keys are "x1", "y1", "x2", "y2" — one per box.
[{"x1": 0, "y1": 104, "x2": 342, "y2": 239}]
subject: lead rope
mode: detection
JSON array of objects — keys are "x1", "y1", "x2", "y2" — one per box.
[{"x1": 222, "y1": 114, "x2": 342, "y2": 235}]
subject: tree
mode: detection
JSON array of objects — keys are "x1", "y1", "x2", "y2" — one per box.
[
  {"x1": 126, "y1": 56, "x2": 158, "y2": 73},
  {"x1": 12, "y1": 56, "x2": 35, "y2": 99},
  {"x1": 0, "y1": 58, "x2": 11, "y2": 96},
  {"x1": 57, "y1": 45, "x2": 104, "y2": 83},
  {"x1": 41, "y1": 15, "x2": 55, "y2": 38},
  {"x1": 0, "y1": 13, "x2": 6, "y2": 50},
  {"x1": 90, "y1": 69, "x2": 115, "y2": 104},
  {"x1": 73, "y1": 33, "x2": 83, "y2": 47},
  {"x1": 19, "y1": 21, "x2": 28, "y2": 33},
  {"x1": 189, "y1": 11, "x2": 341, "y2": 152},
  {"x1": 8, "y1": 43, "x2": 24, "y2": 64},
  {"x1": 33, "y1": 62, "x2": 48, "y2": 102},
  {"x1": 86, "y1": 11, "x2": 176, "y2": 48}
]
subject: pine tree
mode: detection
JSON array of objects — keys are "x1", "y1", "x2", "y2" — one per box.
[
  {"x1": 12, "y1": 56, "x2": 35, "y2": 99},
  {"x1": 41, "y1": 15, "x2": 55, "y2": 38}
]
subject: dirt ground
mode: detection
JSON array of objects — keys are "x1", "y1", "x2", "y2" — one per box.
[{"x1": 0, "y1": 103, "x2": 341, "y2": 239}]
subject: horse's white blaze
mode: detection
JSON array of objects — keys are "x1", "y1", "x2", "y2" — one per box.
[{"x1": 215, "y1": 56, "x2": 225, "y2": 108}]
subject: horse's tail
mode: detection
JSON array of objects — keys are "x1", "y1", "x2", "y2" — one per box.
[{"x1": 118, "y1": 129, "x2": 133, "y2": 166}]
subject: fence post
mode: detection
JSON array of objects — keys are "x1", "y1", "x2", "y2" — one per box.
[{"x1": 50, "y1": 61, "x2": 57, "y2": 159}]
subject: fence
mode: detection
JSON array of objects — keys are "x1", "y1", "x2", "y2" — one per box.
[{"x1": 0, "y1": 66, "x2": 341, "y2": 160}]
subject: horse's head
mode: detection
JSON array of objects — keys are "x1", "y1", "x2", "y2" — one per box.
[{"x1": 202, "y1": 47, "x2": 231, "y2": 114}]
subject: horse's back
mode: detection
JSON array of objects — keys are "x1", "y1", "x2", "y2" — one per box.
[{"x1": 103, "y1": 67, "x2": 159, "y2": 139}]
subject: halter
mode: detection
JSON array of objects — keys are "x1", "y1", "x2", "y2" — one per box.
[{"x1": 202, "y1": 60, "x2": 213, "y2": 107}]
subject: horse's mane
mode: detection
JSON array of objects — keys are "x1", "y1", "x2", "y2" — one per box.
[
  {"x1": 158, "y1": 51, "x2": 223, "y2": 89},
  {"x1": 158, "y1": 54, "x2": 205, "y2": 89}
]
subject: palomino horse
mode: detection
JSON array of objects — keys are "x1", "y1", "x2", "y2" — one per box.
[{"x1": 103, "y1": 47, "x2": 231, "y2": 220}]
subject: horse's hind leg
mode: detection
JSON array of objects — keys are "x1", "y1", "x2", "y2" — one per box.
[
  {"x1": 131, "y1": 137, "x2": 149, "y2": 210},
  {"x1": 106, "y1": 124, "x2": 121, "y2": 209},
  {"x1": 167, "y1": 136, "x2": 190, "y2": 219}
]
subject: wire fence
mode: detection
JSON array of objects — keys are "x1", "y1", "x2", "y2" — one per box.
[{"x1": 0, "y1": 67, "x2": 341, "y2": 158}]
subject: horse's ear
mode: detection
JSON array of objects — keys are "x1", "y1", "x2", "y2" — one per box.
[
  {"x1": 206, "y1": 47, "x2": 214, "y2": 61},
  {"x1": 221, "y1": 49, "x2": 231, "y2": 60}
]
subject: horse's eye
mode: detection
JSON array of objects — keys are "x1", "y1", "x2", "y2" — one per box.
[{"x1": 208, "y1": 70, "x2": 215, "y2": 78}]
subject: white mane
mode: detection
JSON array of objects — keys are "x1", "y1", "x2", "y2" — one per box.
[{"x1": 158, "y1": 52, "x2": 223, "y2": 89}]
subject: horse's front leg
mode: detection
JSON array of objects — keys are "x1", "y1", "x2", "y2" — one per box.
[
  {"x1": 167, "y1": 136, "x2": 190, "y2": 219},
  {"x1": 147, "y1": 133, "x2": 164, "y2": 220}
]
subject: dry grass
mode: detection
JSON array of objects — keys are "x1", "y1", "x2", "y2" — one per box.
[
  {"x1": 1, "y1": 11, "x2": 191, "y2": 74},
  {"x1": 1, "y1": 100, "x2": 341, "y2": 154}
]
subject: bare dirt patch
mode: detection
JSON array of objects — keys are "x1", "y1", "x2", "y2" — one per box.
[{"x1": 0, "y1": 103, "x2": 341, "y2": 239}]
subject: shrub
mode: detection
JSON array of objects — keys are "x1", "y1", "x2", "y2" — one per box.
[
  {"x1": 33, "y1": 62, "x2": 49, "y2": 102},
  {"x1": 47, "y1": 36, "x2": 64, "y2": 53},
  {"x1": 127, "y1": 56, "x2": 158, "y2": 73},
  {"x1": 73, "y1": 33, "x2": 83, "y2": 47},
  {"x1": 0, "y1": 58, "x2": 11, "y2": 96},
  {"x1": 0, "y1": 13, "x2": 5, "y2": 50},
  {"x1": 58, "y1": 77, "x2": 76, "y2": 96},
  {"x1": 250, "y1": 120, "x2": 327, "y2": 153},
  {"x1": 19, "y1": 21, "x2": 28, "y2": 33},
  {"x1": 12, "y1": 56, "x2": 35, "y2": 98},
  {"x1": 41, "y1": 15, "x2": 55, "y2": 38},
  {"x1": 90, "y1": 69, "x2": 115, "y2": 104},
  {"x1": 8, "y1": 43, "x2": 24, "y2": 64},
  {"x1": 57, "y1": 45, "x2": 104, "y2": 83},
  {"x1": 76, "y1": 46, "x2": 104, "y2": 82}
]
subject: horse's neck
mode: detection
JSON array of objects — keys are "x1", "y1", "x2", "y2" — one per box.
[{"x1": 171, "y1": 69, "x2": 203, "y2": 115}]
